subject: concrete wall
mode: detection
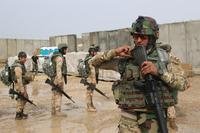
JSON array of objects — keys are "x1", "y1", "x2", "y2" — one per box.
[
  {"x1": 0, "y1": 39, "x2": 49, "y2": 62},
  {"x1": 49, "y1": 34, "x2": 77, "y2": 52},
  {"x1": 0, "y1": 39, "x2": 8, "y2": 61},
  {"x1": 1, "y1": 20, "x2": 200, "y2": 68},
  {"x1": 158, "y1": 20, "x2": 200, "y2": 67},
  {"x1": 81, "y1": 33, "x2": 91, "y2": 52},
  {"x1": 78, "y1": 21, "x2": 200, "y2": 68},
  {"x1": 80, "y1": 28, "x2": 134, "y2": 52},
  {"x1": 185, "y1": 21, "x2": 200, "y2": 67},
  {"x1": 76, "y1": 38, "x2": 83, "y2": 51}
]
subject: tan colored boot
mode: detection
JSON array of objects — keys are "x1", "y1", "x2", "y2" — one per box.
[
  {"x1": 169, "y1": 118, "x2": 178, "y2": 131},
  {"x1": 15, "y1": 112, "x2": 23, "y2": 120},
  {"x1": 86, "y1": 90, "x2": 97, "y2": 112}
]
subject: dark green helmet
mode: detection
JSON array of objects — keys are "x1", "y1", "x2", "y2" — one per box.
[
  {"x1": 18, "y1": 51, "x2": 27, "y2": 58},
  {"x1": 58, "y1": 43, "x2": 68, "y2": 50},
  {"x1": 131, "y1": 16, "x2": 159, "y2": 39}
]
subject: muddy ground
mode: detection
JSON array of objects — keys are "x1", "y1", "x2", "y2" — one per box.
[{"x1": 0, "y1": 74, "x2": 199, "y2": 133}]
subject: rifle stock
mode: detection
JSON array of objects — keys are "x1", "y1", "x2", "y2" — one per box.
[
  {"x1": 80, "y1": 78, "x2": 109, "y2": 99},
  {"x1": 133, "y1": 46, "x2": 168, "y2": 133},
  {"x1": 45, "y1": 78, "x2": 75, "y2": 103}
]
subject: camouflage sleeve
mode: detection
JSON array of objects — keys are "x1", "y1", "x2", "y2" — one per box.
[
  {"x1": 88, "y1": 49, "x2": 119, "y2": 84},
  {"x1": 88, "y1": 49, "x2": 117, "y2": 66},
  {"x1": 14, "y1": 67, "x2": 25, "y2": 93},
  {"x1": 160, "y1": 54, "x2": 188, "y2": 91},
  {"x1": 54, "y1": 56, "x2": 63, "y2": 85}
]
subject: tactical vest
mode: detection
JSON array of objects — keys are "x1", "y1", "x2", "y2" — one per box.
[
  {"x1": 11, "y1": 60, "x2": 27, "y2": 85},
  {"x1": 112, "y1": 47, "x2": 176, "y2": 110},
  {"x1": 51, "y1": 51, "x2": 68, "y2": 77},
  {"x1": 84, "y1": 54, "x2": 99, "y2": 80}
]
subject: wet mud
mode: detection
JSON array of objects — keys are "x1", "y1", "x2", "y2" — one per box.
[{"x1": 0, "y1": 74, "x2": 200, "y2": 133}]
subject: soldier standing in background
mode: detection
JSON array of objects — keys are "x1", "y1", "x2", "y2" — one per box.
[
  {"x1": 31, "y1": 54, "x2": 39, "y2": 74},
  {"x1": 31, "y1": 48, "x2": 39, "y2": 74},
  {"x1": 51, "y1": 43, "x2": 68, "y2": 116},
  {"x1": 84, "y1": 44, "x2": 99, "y2": 112},
  {"x1": 12, "y1": 51, "x2": 34, "y2": 120},
  {"x1": 160, "y1": 44, "x2": 190, "y2": 131}
]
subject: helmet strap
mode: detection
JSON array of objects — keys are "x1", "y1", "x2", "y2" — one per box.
[{"x1": 146, "y1": 36, "x2": 156, "y2": 50}]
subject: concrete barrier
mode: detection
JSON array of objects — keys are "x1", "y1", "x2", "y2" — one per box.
[
  {"x1": 2, "y1": 20, "x2": 200, "y2": 70},
  {"x1": 49, "y1": 34, "x2": 77, "y2": 52},
  {"x1": 0, "y1": 39, "x2": 49, "y2": 62}
]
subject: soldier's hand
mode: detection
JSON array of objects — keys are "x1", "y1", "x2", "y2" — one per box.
[
  {"x1": 115, "y1": 45, "x2": 131, "y2": 57},
  {"x1": 53, "y1": 79, "x2": 63, "y2": 87},
  {"x1": 141, "y1": 61, "x2": 158, "y2": 76},
  {"x1": 19, "y1": 90, "x2": 28, "y2": 98},
  {"x1": 88, "y1": 77, "x2": 97, "y2": 85}
]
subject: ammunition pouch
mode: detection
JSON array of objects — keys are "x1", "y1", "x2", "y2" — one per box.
[
  {"x1": 22, "y1": 72, "x2": 35, "y2": 85},
  {"x1": 112, "y1": 80, "x2": 175, "y2": 110}
]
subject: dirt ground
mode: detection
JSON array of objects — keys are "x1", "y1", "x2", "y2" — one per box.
[{"x1": 0, "y1": 73, "x2": 200, "y2": 133}]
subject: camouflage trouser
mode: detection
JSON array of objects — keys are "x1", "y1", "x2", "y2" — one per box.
[
  {"x1": 167, "y1": 106, "x2": 178, "y2": 131},
  {"x1": 86, "y1": 85, "x2": 97, "y2": 112},
  {"x1": 16, "y1": 87, "x2": 28, "y2": 113},
  {"x1": 118, "y1": 111, "x2": 177, "y2": 133},
  {"x1": 51, "y1": 85, "x2": 63, "y2": 114},
  {"x1": 32, "y1": 62, "x2": 38, "y2": 73},
  {"x1": 87, "y1": 84, "x2": 95, "y2": 91},
  {"x1": 86, "y1": 85, "x2": 95, "y2": 106}
]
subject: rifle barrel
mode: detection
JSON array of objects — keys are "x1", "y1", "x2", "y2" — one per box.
[{"x1": 45, "y1": 79, "x2": 75, "y2": 103}]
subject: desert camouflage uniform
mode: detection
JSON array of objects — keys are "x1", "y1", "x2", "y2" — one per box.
[
  {"x1": 84, "y1": 54, "x2": 98, "y2": 112},
  {"x1": 88, "y1": 47, "x2": 188, "y2": 133},
  {"x1": 51, "y1": 52, "x2": 67, "y2": 115},
  {"x1": 159, "y1": 45, "x2": 188, "y2": 129},
  {"x1": 12, "y1": 60, "x2": 28, "y2": 114},
  {"x1": 166, "y1": 54, "x2": 190, "y2": 130}
]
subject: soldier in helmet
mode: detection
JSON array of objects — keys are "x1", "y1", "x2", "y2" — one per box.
[
  {"x1": 51, "y1": 43, "x2": 68, "y2": 116},
  {"x1": 11, "y1": 51, "x2": 34, "y2": 120},
  {"x1": 88, "y1": 16, "x2": 188, "y2": 132},
  {"x1": 84, "y1": 44, "x2": 99, "y2": 112},
  {"x1": 31, "y1": 48, "x2": 40, "y2": 74}
]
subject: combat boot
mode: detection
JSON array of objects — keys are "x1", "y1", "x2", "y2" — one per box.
[
  {"x1": 86, "y1": 90, "x2": 97, "y2": 112},
  {"x1": 87, "y1": 104, "x2": 97, "y2": 112},
  {"x1": 169, "y1": 118, "x2": 178, "y2": 131},
  {"x1": 15, "y1": 112, "x2": 23, "y2": 120},
  {"x1": 21, "y1": 109, "x2": 28, "y2": 119}
]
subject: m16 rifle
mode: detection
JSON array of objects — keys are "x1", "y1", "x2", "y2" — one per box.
[
  {"x1": 45, "y1": 78, "x2": 75, "y2": 103},
  {"x1": 9, "y1": 84, "x2": 37, "y2": 107},
  {"x1": 132, "y1": 45, "x2": 168, "y2": 133},
  {"x1": 80, "y1": 78, "x2": 109, "y2": 99}
]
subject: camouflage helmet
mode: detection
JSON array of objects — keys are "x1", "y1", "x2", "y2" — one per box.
[
  {"x1": 58, "y1": 43, "x2": 68, "y2": 50},
  {"x1": 131, "y1": 16, "x2": 159, "y2": 38},
  {"x1": 18, "y1": 51, "x2": 27, "y2": 58},
  {"x1": 88, "y1": 44, "x2": 100, "y2": 53}
]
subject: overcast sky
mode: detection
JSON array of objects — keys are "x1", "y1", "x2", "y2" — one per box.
[{"x1": 0, "y1": 0, "x2": 199, "y2": 39}]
